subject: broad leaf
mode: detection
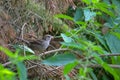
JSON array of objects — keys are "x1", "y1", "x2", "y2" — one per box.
[
  {"x1": 111, "y1": 0, "x2": 120, "y2": 16},
  {"x1": 0, "y1": 46, "x2": 15, "y2": 58},
  {"x1": 82, "y1": 0, "x2": 92, "y2": 4},
  {"x1": 89, "y1": 71, "x2": 98, "y2": 80},
  {"x1": 0, "y1": 64, "x2": 15, "y2": 80},
  {"x1": 42, "y1": 53, "x2": 76, "y2": 66},
  {"x1": 74, "y1": 8, "x2": 83, "y2": 22},
  {"x1": 61, "y1": 42, "x2": 87, "y2": 51},
  {"x1": 105, "y1": 32, "x2": 120, "y2": 53},
  {"x1": 92, "y1": 0, "x2": 100, "y2": 3},
  {"x1": 16, "y1": 62, "x2": 27, "y2": 80},
  {"x1": 94, "y1": 54, "x2": 119, "y2": 80},
  {"x1": 14, "y1": 45, "x2": 35, "y2": 54},
  {"x1": 83, "y1": 9, "x2": 96, "y2": 21},
  {"x1": 63, "y1": 60, "x2": 78, "y2": 75},
  {"x1": 94, "y1": 3, "x2": 114, "y2": 17},
  {"x1": 61, "y1": 33, "x2": 73, "y2": 43},
  {"x1": 111, "y1": 32, "x2": 120, "y2": 39}
]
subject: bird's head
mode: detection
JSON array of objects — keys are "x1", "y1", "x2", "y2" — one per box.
[{"x1": 43, "y1": 35, "x2": 53, "y2": 41}]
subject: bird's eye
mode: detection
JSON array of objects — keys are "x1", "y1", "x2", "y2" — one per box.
[
  {"x1": 46, "y1": 35, "x2": 51, "y2": 38},
  {"x1": 48, "y1": 36, "x2": 50, "y2": 38}
]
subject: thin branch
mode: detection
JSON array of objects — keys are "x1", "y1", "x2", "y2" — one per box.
[
  {"x1": 2, "y1": 48, "x2": 120, "y2": 69},
  {"x1": 2, "y1": 61, "x2": 11, "y2": 66},
  {"x1": 16, "y1": 37, "x2": 29, "y2": 44},
  {"x1": 39, "y1": 48, "x2": 69, "y2": 56},
  {"x1": 88, "y1": 64, "x2": 120, "y2": 69},
  {"x1": 20, "y1": 23, "x2": 27, "y2": 39},
  {"x1": 83, "y1": 53, "x2": 120, "y2": 61},
  {"x1": 27, "y1": 63, "x2": 120, "y2": 70},
  {"x1": 42, "y1": 66, "x2": 61, "y2": 75},
  {"x1": 2, "y1": 48, "x2": 68, "y2": 67},
  {"x1": 20, "y1": 23, "x2": 27, "y2": 56},
  {"x1": 100, "y1": 53, "x2": 120, "y2": 57},
  {"x1": 27, "y1": 65, "x2": 37, "y2": 70}
]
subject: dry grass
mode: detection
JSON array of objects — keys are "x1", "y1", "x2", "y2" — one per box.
[{"x1": 0, "y1": 0, "x2": 77, "y2": 79}]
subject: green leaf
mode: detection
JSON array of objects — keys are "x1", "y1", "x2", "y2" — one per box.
[
  {"x1": 105, "y1": 32, "x2": 120, "y2": 70},
  {"x1": 54, "y1": 14, "x2": 73, "y2": 20},
  {"x1": 94, "y1": 33, "x2": 108, "y2": 50},
  {"x1": 74, "y1": 8, "x2": 83, "y2": 22},
  {"x1": 0, "y1": 46, "x2": 15, "y2": 58},
  {"x1": 75, "y1": 21, "x2": 86, "y2": 25},
  {"x1": 111, "y1": 32, "x2": 120, "y2": 39},
  {"x1": 94, "y1": 3, "x2": 114, "y2": 17},
  {"x1": 104, "y1": 17, "x2": 120, "y2": 28},
  {"x1": 89, "y1": 71, "x2": 98, "y2": 80},
  {"x1": 64, "y1": 75, "x2": 71, "y2": 80},
  {"x1": 102, "y1": 74, "x2": 109, "y2": 80},
  {"x1": 82, "y1": 0, "x2": 92, "y2": 4},
  {"x1": 42, "y1": 53, "x2": 76, "y2": 66},
  {"x1": 92, "y1": 0, "x2": 100, "y2": 3},
  {"x1": 61, "y1": 33, "x2": 73, "y2": 43},
  {"x1": 94, "y1": 54, "x2": 119, "y2": 80},
  {"x1": 105, "y1": 32, "x2": 120, "y2": 53},
  {"x1": 14, "y1": 45, "x2": 35, "y2": 54},
  {"x1": 17, "y1": 55, "x2": 38, "y2": 61},
  {"x1": 63, "y1": 60, "x2": 78, "y2": 75},
  {"x1": 111, "y1": 0, "x2": 120, "y2": 16},
  {"x1": 79, "y1": 67, "x2": 88, "y2": 77},
  {"x1": 83, "y1": 9, "x2": 96, "y2": 21},
  {"x1": 103, "y1": 0, "x2": 111, "y2": 4},
  {"x1": 16, "y1": 62, "x2": 27, "y2": 80},
  {"x1": 92, "y1": 46, "x2": 104, "y2": 54},
  {"x1": 0, "y1": 64, "x2": 15, "y2": 80},
  {"x1": 86, "y1": 30, "x2": 108, "y2": 50},
  {"x1": 61, "y1": 42, "x2": 87, "y2": 51}
]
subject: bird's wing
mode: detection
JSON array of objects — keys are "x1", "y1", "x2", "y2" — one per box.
[{"x1": 29, "y1": 40, "x2": 44, "y2": 45}]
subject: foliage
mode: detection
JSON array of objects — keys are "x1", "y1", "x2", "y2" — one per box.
[
  {"x1": 42, "y1": 0, "x2": 120, "y2": 80},
  {"x1": 1, "y1": 0, "x2": 120, "y2": 80},
  {"x1": 42, "y1": 53, "x2": 76, "y2": 66},
  {"x1": 0, "y1": 64, "x2": 15, "y2": 80},
  {"x1": 0, "y1": 46, "x2": 37, "y2": 80}
]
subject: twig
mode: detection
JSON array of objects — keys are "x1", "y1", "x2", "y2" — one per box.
[
  {"x1": 39, "y1": 48, "x2": 69, "y2": 56},
  {"x1": 88, "y1": 64, "x2": 120, "y2": 69},
  {"x1": 42, "y1": 66, "x2": 61, "y2": 75},
  {"x1": 16, "y1": 37, "x2": 29, "y2": 44},
  {"x1": 27, "y1": 65, "x2": 37, "y2": 70},
  {"x1": 2, "y1": 48, "x2": 68, "y2": 67},
  {"x1": 2, "y1": 61, "x2": 11, "y2": 66},
  {"x1": 27, "y1": 63, "x2": 120, "y2": 70},
  {"x1": 20, "y1": 23, "x2": 27, "y2": 56},
  {"x1": 21, "y1": 23, "x2": 27, "y2": 39},
  {"x1": 100, "y1": 53, "x2": 120, "y2": 57},
  {"x1": 83, "y1": 53, "x2": 120, "y2": 61},
  {"x1": 3, "y1": 48, "x2": 120, "y2": 68}
]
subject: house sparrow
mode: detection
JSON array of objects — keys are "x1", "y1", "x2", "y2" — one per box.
[{"x1": 28, "y1": 35, "x2": 53, "y2": 52}]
